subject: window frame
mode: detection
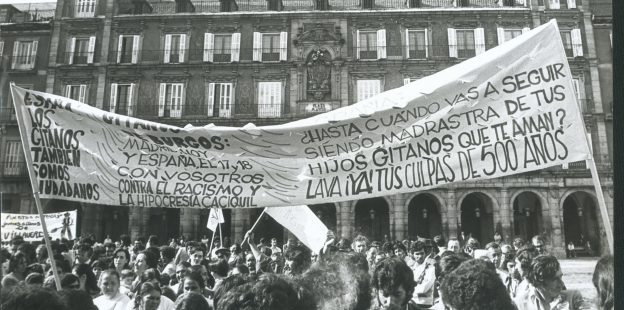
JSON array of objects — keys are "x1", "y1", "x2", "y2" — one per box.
[
  {"x1": 109, "y1": 83, "x2": 136, "y2": 116},
  {"x1": 405, "y1": 29, "x2": 428, "y2": 59},
  {"x1": 356, "y1": 79, "x2": 382, "y2": 102},
  {"x1": 65, "y1": 84, "x2": 87, "y2": 103},
  {"x1": 207, "y1": 82, "x2": 235, "y2": 118},
  {"x1": 11, "y1": 40, "x2": 38, "y2": 70},
  {"x1": 257, "y1": 81, "x2": 283, "y2": 118},
  {"x1": 3, "y1": 140, "x2": 25, "y2": 176},
  {"x1": 158, "y1": 83, "x2": 185, "y2": 118}
]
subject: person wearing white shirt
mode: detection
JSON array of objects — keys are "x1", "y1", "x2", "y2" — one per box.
[
  {"x1": 409, "y1": 241, "x2": 436, "y2": 308},
  {"x1": 125, "y1": 281, "x2": 174, "y2": 310},
  {"x1": 94, "y1": 270, "x2": 131, "y2": 310}
]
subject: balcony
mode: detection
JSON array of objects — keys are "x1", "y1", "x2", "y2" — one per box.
[
  {"x1": 107, "y1": 101, "x2": 285, "y2": 120},
  {"x1": 61, "y1": 52, "x2": 95, "y2": 65},
  {"x1": 1, "y1": 162, "x2": 27, "y2": 178},
  {"x1": 10, "y1": 56, "x2": 36, "y2": 71},
  {"x1": 117, "y1": 0, "x2": 526, "y2": 14}
]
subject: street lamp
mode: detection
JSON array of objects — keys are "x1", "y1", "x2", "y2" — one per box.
[
  {"x1": 577, "y1": 206, "x2": 583, "y2": 217},
  {"x1": 475, "y1": 207, "x2": 481, "y2": 218},
  {"x1": 422, "y1": 208, "x2": 428, "y2": 219},
  {"x1": 524, "y1": 207, "x2": 531, "y2": 217},
  {"x1": 369, "y1": 209, "x2": 376, "y2": 220}
]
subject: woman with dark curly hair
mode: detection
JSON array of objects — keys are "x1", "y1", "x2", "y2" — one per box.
[
  {"x1": 440, "y1": 259, "x2": 515, "y2": 310},
  {"x1": 371, "y1": 257, "x2": 416, "y2": 310},
  {"x1": 72, "y1": 263, "x2": 100, "y2": 296},
  {"x1": 514, "y1": 255, "x2": 588, "y2": 310},
  {"x1": 592, "y1": 255, "x2": 613, "y2": 310},
  {"x1": 174, "y1": 292, "x2": 210, "y2": 310}
]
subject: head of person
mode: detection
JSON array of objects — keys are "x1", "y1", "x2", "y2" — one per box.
[
  {"x1": 209, "y1": 259, "x2": 229, "y2": 279},
  {"x1": 147, "y1": 235, "x2": 159, "y2": 248},
  {"x1": 353, "y1": 235, "x2": 369, "y2": 254},
  {"x1": 514, "y1": 245, "x2": 539, "y2": 279},
  {"x1": 141, "y1": 268, "x2": 162, "y2": 287},
  {"x1": 229, "y1": 263, "x2": 249, "y2": 276},
  {"x1": 0, "y1": 284, "x2": 66, "y2": 310},
  {"x1": 438, "y1": 253, "x2": 469, "y2": 282},
  {"x1": 35, "y1": 244, "x2": 47, "y2": 262},
  {"x1": 61, "y1": 273, "x2": 82, "y2": 290},
  {"x1": 245, "y1": 253, "x2": 256, "y2": 271},
  {"x1": 270, "y1": 238, "x2": 279, "y2": 247},
  {"x1": 433, "y1": 235, "x2": 446, "y2": 250},
  {"x1": 464, "y1": 238, "x2": 480, "y2": 256},
  {"x1": 191, "y1": 264, "x2": 213, "y2": 290},
  {"x1": 72, "y1": 263, "x2": 99, "y2": 293},
  {"x1": 500, "y1": 244, "x2": 514, "y2": 265},
  {"x1": 135, "y1": 281, "x2": 161, "y2": 310},
  {"x1": 592, "y1": 255, "x2": 614, "y2": 310},
  {"x1": 213, "y1": 274, "x2": 251, "y2": 309},
  {"x1": 8, "y1": 252, "x2": 27, "y2": 274},
  {"x1": 104, "y1": 242, "x2": 116, "y2": 256},
  {"x1": 410, "y1": 240, "x2": 426, "y2": 264},
  {"x1": 189, "y1": 247, "x2": 205, "y2": 266},
  {"x1": 230, "y1": 243, "x2": 242, "y2": 255},
  {"x1": 76, "y1": 244, "x2": 93, "y2": 263},
  {"x1": 91, "y1": 260, "x2": 105, "y2": 280},
  {"x1": 120, "y1": 269, "x2": 136, "y2": 289},
  {"x1": 119, "y1": 234, "x2": 131, "y2": 248},
  {"x1": 24, "y1": 272, "x2": 44, "y2": 286},
  {"x1": 371, "y1": 257, "x2": 415, "y2": 310},
  {"x1": 215, "y1": 247, "x2": 231, "y2": 261},
  {"x1": 382, "y1": 242, "x2": 394, "y2": 257},
  {"x1": 175, "y1": 262, "x2": 191, "y2": 282},
  {"x1": 217, "y1": 273, "x2": 299, "y2": 310},
  {"x1": 160, "y1": 246, "x2": 175, "y2": 265},
  {"x1": 393, "y1": 243, "x2": 407, "y2": 260},
  {"x1": 182, "y1": 270, "x2": 205, "y2": 295},
  {"x1": 99, "y1": 269, "x2": 121, "y2": 297},
  {"x1": 440, "y1": 259, "x2": 515, "y2": 310},
  {"x1": 484, "y1": 242, "x2": 502, "y2": 266},
  {"x1": 532, "y1": 235, "x2": 546, "y2": 254},
  {"x1": 113, "y1": 248, "x2": 130, "y2": 271},
  {"x1": 447, "y1": 238, "x2": 461, "y2": 254},
  {"x1": 494, "y1": 232, "x2": 503, "y2": 243},
  {"x1": 174, "y1": 292, "x2": 209, "y2": 310},
  {"x1": 336, "y1": 238, "x2": 352, "y2": 252},
  {"x1": 134, "y1": 250, "x2": 158, "y2": 275},
  {"x1": 527, "y1": 255, "x2": 565, "y2": 302},
  {"x1": 283, "y1": 248, "x2": 310, "y2": 276},
  {"x1": 513, "y1": 237, "x2": 525, "y2": 250}
]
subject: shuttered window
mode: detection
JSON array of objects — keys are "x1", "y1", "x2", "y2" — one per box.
[
  {"x1": 356, "y1": 79, "x2": 381, "y2": 102},
  {"x1": 158, "y1": 83, "x2": 185, "y2": 118},
  {"x1": 207, "y1": 83, "x2": 234, "y2": 118},
  {"x1": 3, "y1": 141, "x2": 24, "y2": 176},
  {"x1": 258, "y1": 82, "x2": 282, "y2": 118}
]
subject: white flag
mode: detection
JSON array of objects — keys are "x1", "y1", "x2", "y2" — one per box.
[
  {"x1": 264, "y1": 206, "x2": 328, "y2": 254},
  {"x1": 206, "y1": 208, "x2": 225, "y2": 231}
]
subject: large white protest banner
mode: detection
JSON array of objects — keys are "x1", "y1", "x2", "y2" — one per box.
[
  {"x1": 264, "y1": 206, "x2": 328, "y2": 253},
  {"x1": 1, "y1": 211, "x2": 77, "y2": 242},
  {"x1": 10, "y1": 20, "x2": 590, "y2": 209}
]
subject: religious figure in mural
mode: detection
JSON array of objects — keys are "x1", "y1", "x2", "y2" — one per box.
[{"x1": 306, "y1": 49, "x2": 331, "y2": 101}]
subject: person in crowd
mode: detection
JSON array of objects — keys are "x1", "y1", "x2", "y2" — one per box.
[
  {"x1": 532, "y1": 235, "x2": 547, "y2": 255},
  {"x1": 513, "y1": 245, "x2": 539, "y2": 300},
  {"x1": 61, "y1": 273, "x2": 82, "y2": 290},
  {"x1": 76, "y1": 243, "x2": 94, "y2": 265},
  {"x1": 173, "y1": 292, "x2": 210, "y2": 310},
  {"x1": 0, "y1": 284, "x2": 67, "y2": 310},
  {"x1": 440, "y1": 259, "x2": 515, "y2": 310},
  {"x1": 126, "y1": 281, "x2": 175, "y2": 310},
  {"x1": 500, "y1": 244, "x2": 514, "y2": 269},
  {"x1": 216, "y1": 273, "x2": 300, "y2": 310},
  {"x1": 147, "y1": 235, "x2": 160, "y2": 249},
  {"x1": 113, "y1": 248, "x2": 131, "y2": 273},
  {"x1": 352, "y1": 235, "x2": 369, "y2": 254},
  {"x1": 484, "y1": 242, "x2": 502, "y2": 267},
  {"x1": 73, "y1": 263, "x2": 100, "y2": 296},
  {"x1": 25, "y1": 272, "x2": 44, "y2": 286},
  {"x1": 513, "y1": 237, "x2": 525, "y2": 251},
  {"x1": 35, "y1": 244, "x2": 48, "y2": 265},
  {"x1": 160, "y1": 246, "x2": 177, "y2": 277},
  {"x1": 409, "y1": 241, "x2": 436, "y2": 308},
  {"x1": 103, "y1": 242, "x2": 116, "y2": 265},
  {"x1": 269, "y1": 249, "x2": 284, "y2": 274},
  {"x1": 366, "y1": 246, "x2": 379, "y2": 270},
  {"x1": 209, "y1": 258, "x2": 229, "y2": 291},
  {"x1": 120, "y1": 269, "x2": 136, "y2": 295},
  {"x1": 463, "y1": 238, "x2": 480, "y2": 257},
  {"x1": 393, "y1": 243, "x2": 408, "y2": 262},
  {"x1": 567, "y1": 242, "x2": 576, "y2": 258},
  {"x1": 269, "y1": 238, "x2": 282, "y2": 255},
  {"x1": 142, "y1": 268, "x2": 176, "y2": 301},
  {"x1": 213, "y1": 274, "x2": 251, "y2": 310},
  {"x1": 371, "y1": 257, "x2": 417, "y2": 310},
  {"x1": 228, "y1": 264, "x2": 249, "y2": 276},
  {"x1": 382, "y1": 242, "x2": 394, "y2": 258},
  {"x1": 179, "y1": 270, "x2": 211, "y2": 305},
  {"x1": 1, "y1": 252, "x2": 27, "y2": 288},
  {"x1": 131, "y1": 240, "x2": 145, "y2": 264},
  {"x1": 91, "y1": 260, "x2": 105, "y2": 281},
  {"x1": 133, "y1": 251, "x2": 159, "y2": 291},
  {"x1": 283, "y1": 246, "x2": 311, "y2": 277},
  {"x1": 188, "y1": 246, "x2": 205, "y2": 267},
  {"x1": 493, "y1": 232, "x2": 504, "y2": 245},
  {"x1": 94, "y1": 269, "x2": 131, "y2": 310},
  {"x1": 120, "y1": 235, "x2": 132, "y2": 250},
  {"x1": 515, "y1": 255, "x2": 588, "y2": 310},
  {"x1": 171, "y1": 262, "x2": 191, "y2": 293},
  {"x1": 433, "y1": 235, "x2": 446, "y2": 255},
  {"x1": 446, "y1": 238, "x2": 461, "y2": 254},
  {"x1": 592, "y1": 255, "x2": 613, "y2": 310},
  {"x1": 227, "y1": 243, "x2": 244, "y2": 268}
]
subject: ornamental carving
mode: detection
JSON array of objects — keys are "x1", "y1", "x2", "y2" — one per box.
[{"x1": 306, "y1": 49, "x2": 331, "y2": 101}]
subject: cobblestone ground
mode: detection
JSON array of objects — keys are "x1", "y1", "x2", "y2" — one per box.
[{"x1": 559, "y1": 258, "x2": 598, "y2": 307}]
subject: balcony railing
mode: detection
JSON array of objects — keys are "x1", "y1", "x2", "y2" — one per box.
[
  {"x1": 61, "y1": 52, "x2": 95, "y2": 65},
  {"x1": 1, "y1": 162, "x2": 27, "y2": 177},
  {"x1": 107, "y1": 102, "x2": 284, "y2": 119},
  {"x1": 10, "y1": 56, "x2": 36, "y2": 70},
  {"x1": 62, "y1": 1, "x2": 97, "y2": 17},
  {"x1": 119, "y1": 0, "x2": 526, "y2": 14},
  {"x1": 0, "y1": 107, "x2": 18, "y2": 123},
  {"x1": 1, "y1": 7, "x2": 55, "y2": 23}
]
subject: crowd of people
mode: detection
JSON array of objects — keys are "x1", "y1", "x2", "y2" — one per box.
[{"x1": 0, "y1": 230, "x2": 614, "y2": 310}]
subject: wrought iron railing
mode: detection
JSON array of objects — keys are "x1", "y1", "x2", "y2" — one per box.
[
  {"x1": 107, "y1": 102, "x2": 285, "y2": 119},
  {"x1": 1, "y1": 162, "x2": 28, "y2": 177}
]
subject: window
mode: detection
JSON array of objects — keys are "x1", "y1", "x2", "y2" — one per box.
[
  {"x1": 403, "y1": 77, "x2": 419, "y2": 85},
  {"x1": 253, "y1": 32, "x2": 287, "y2": 62},
  {"x1": 560, "y1": 29, "x2": 583, "y2": 57},
  {"x1": 3, "y1": 141, "x2": 24, "y2": 176},
  {"x1": 69, "y1": 36, "x2": 96, "y2": 64},
  {"x1": 158, "y1": 83, "x2": 185, "y2": 118},
  {"x1": 560, "y1": 31, "x2": 572, "y2": 56},
  {"x1": 448, "y1": 28, "x2": 484, "y2": 58},
  {"x1": 110, "y1": 83, "x2": 135, "y2": 116},
  {"x1": 65, "y1": 84, "x2": 87, "y2": 103},
  {"x1": 406, "y1": 29, "x2": 428, "y2": 59},
  {"x1": 357, "y1": 79, "x2": 381, "y2": 102},
  {"x1": 567, "y1": 0, "x2": 576, "y2": 9},
  {"x1": 204, "y1": 33, "x2": 240, "y2": 63},
  {"x1": 572, "y1": 78, "x2": 587, "y2": 113},
  {"x1": 357, "y1": 29, "x2": 386, "y2": 60},
  {"x1": 0, "y1": 41, "x2": 4, "y2": 58},
  {"x1": 117, "y1": 35, "x2": 140, "y2": 64},
  {"x1": 75, "y1": 0, "x2": 96, "y2": 17},
  {"x1": 548, "y1": 0, "x2": 560, "y2": 9},
  {"x1": 207, "y1": 83, "x2": 234, "y2": 118},
  {"x1": 11, "y1": 40, "x2": 38, "y2": 70},
  {"x1": 497, "y1": 28, "x2": 528, "y2": 45},
  {"x1": 164, "y1": 34, "x2": 186, "y2": 63},
  {"x1": 257, "y1": 82, "x2": 282, "y2": 118}
]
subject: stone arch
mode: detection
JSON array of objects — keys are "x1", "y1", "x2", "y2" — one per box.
[
  {"x1": 510, "y1": 190, "x2": 545, "y2": 242},
  {"x1": 310, "y1": 203, "x2": 337, "y2": 233},
  {"x1": 457, "y1": 191, "x2": 497, "y2": 244},
  {"x1": 560, "y1": 190, "x2": 603, "y2": 256},
  {"x1": 354, "y1": 197, "x2": 390, "y2": 242},
  {"x1": 406, "y1": 193, "x2": 443, "y2": 239}
]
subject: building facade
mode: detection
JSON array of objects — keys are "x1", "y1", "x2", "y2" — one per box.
[{"x1": 0, "y1": 0, "x2": 613, "y2": 257}]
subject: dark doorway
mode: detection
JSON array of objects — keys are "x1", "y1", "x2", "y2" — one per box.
[
  {"x1": 309, "y1": 203, "x2": 337, "y2": 233},
  {"x1": 100, "y1": 205, "x2": 129, "y2": 242},
  {"x1": 408, "y1": 194, "x2": 442, "y2": 239},
  {"x1": 513, "y1": 192, "x2": 543, "y2": 241},
  {"x1": 354, "y1": 198, "x2": 389, "y2": 242},
  {"x1": 562, "y1": 192, "x2": 601, "y2": 256},
  {"x1": 147, "y1": 208, "x2": 180, "y2": 242},
  {"x1": 460, "y1": 193, "x2": 494, "y2": 243}
]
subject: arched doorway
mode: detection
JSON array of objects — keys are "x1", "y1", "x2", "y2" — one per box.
[
  {"x1": 100, "y1": 206, "x2": 129, "y2": 242},
  {"x1": 249, "y1": 208, "x2": 284, "y2": 244},
  {"x1": 460, "y1": 193, "x2": 494, "y2": 243},
  {"x1": 562, "y1": 192, "x2": 601, "y2": 256},
  {"x1": 44, "y1": 199, "x2": 82, "y2": 241},
  {"x1": 199, "y1": 209, "x2": 232, "y2": 244},
  {"x1": 513, "y1": 192, "x2": 543, "y2": 242},
  {"x1": 309, "y1": 203, "x2": 337, "y2": 233},
  {"x1": 354, "y1": 198, "x2": 389, "y2": 242},
  {"x1": 407, "y1": 194, "x2": 442, "y2": 239},
  {"x1": 147, "y1": 208, "x2": 180, "y2": 243}
]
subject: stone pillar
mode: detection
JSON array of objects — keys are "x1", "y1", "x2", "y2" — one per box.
[
  {"x1": 141, "y1": 208, "x2": 150, "y2": 237},
  {"x1": 336, "y1": 201, "x2": 354, "y2": 239},
  {"x1": 389, "y1": 194, "x2": 408, "y2": 241},
  {"x1": 546, "y1": 188, "x2": 565, "y2": 258},
  {"x1": 231, "y1": 209, "x2": 246, "y2": 243},
  {"x1": 179, "y1": 208, "x2": 195, "y2": 239},
  {"x1": 446, "y1": 189, "x2": 459, "y2": 239},
  {"x1": 129, "y1": 207, "x2": 142, "y2": 241},
  {"x1": 81, "y1": 204, "x2": 97, "y2": 238},
  {"x1": 499, "y1": 189, "x2": 512, "y2": 242}
]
